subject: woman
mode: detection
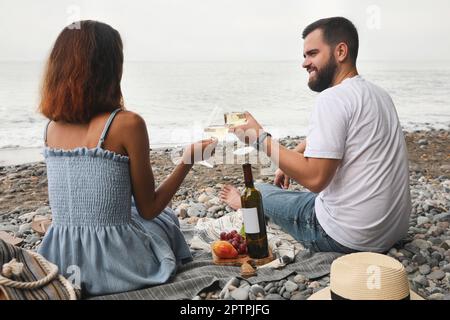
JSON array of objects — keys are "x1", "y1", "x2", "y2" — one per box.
[{"x1": 37, "y1": 20, "x2": 216, "y2": 297}]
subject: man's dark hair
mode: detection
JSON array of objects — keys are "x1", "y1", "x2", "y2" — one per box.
[{"x1": 302, "y1": 17, "x2": 359, "y2": 65}]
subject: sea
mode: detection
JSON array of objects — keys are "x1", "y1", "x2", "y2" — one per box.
[{"x1": 0, "y1": 60, "x2": 449, "y2": 166}]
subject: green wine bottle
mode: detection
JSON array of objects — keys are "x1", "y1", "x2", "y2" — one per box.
[{"x1": 240, "y1": 163, "x2": 269, "y2": 259}]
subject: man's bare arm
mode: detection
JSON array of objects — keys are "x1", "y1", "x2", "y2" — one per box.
[
  {"x1": 265, "y1": 137, "x2": 340, "y2": 193},
  {"x1": 293, "y1": 140, "x2": 306, "y2": 153}
]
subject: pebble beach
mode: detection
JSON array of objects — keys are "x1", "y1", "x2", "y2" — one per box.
[{"x1": 1, "y1": 129, "x2": 449, "y2": 300}]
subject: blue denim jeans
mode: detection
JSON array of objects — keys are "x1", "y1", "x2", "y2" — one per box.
[{"x1": 255, "y1": 183, "x2": 357, "y2": 254}]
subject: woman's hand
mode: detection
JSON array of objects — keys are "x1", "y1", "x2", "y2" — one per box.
[{"x1": 182, "y1": 138, "x2": 218, "y2": 164}]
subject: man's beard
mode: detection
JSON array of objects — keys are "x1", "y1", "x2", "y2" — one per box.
[{"x1": 308, "y1": 56, "x2": 337, "y2": 92}]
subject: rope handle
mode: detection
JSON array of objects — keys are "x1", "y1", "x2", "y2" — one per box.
[{"x1": 0, "y1": 251, "x2": 77, "y2": 300}]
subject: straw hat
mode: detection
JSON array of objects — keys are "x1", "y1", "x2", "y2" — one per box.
[{"x1": 308, "y1": 252, "x2": 424, "y2": 300}]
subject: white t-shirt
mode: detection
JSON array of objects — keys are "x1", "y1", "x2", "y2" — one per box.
[{"x1": 304, "y1": 75, "x2": 411, "y2": 252}]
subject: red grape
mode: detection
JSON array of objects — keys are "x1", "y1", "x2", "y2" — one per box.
[{"x1": 218, "y1": 230, "x2": 248, "y2": 256}]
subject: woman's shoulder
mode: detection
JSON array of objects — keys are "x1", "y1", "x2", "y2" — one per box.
[
  {"x1": 115, "y1": 110, "x2": 147, "y2": 130},
  {"x1": 112, "y1": 110, "x2": 149, "y2": 148},
  {"x1": 117, "y1": 110, "x2": 146, "y2": 123}
]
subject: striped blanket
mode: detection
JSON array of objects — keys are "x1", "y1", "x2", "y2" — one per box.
[{"x1": 92, "y1": 214, "x2": 342, "y2": 300}]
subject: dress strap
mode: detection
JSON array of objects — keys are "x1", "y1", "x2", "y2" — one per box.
[
  {"x1": 43, "y1": 120, "x2": 52, "y2": 147},
  {"x1": 97, "y1": 108, "x2": 122, "y2": 148}
]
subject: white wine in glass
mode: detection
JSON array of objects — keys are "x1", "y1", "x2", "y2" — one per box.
[
  {"x1": 224, "y1": 112, "x2": 247, "y2": 126},
  {"x1": 203, "y1": 125, "x2": 229, "y2": 141}
]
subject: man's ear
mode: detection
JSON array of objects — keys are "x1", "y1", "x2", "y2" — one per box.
[{"x1": 335, "y1": 42, "x2": 349, "y2": 63}]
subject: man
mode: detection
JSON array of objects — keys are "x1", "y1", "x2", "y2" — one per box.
[{"x1": 220, "y1": 17, "x2": 411, "y2": 253}]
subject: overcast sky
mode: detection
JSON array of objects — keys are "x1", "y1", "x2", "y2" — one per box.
[{"x1": 1, "y1": 0, "x2": 449, "y2": 61}]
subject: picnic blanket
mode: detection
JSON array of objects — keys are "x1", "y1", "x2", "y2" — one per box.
[{"x1": 91, "y1": 211, "x2": 343, "y2": 300}]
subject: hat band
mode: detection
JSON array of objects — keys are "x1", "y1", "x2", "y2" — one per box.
[{"x1": 330, "y1": 290, "x2": 411, "y2": 300}]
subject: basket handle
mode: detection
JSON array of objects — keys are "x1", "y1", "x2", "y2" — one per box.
[{"x1": 0, "y1": 249, "x2": 78, "y2": 300}]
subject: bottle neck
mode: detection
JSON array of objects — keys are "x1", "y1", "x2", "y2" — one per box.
[{"x1": 243, "y1": 163, "x2": 254, "y2": 188}]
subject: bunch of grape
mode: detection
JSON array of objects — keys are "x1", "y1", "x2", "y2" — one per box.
[{"x1": 220, "y1": 229, "x2": 247, "y2": 255}]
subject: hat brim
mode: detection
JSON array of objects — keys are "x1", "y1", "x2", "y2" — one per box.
[{"x1": 307, "y1": 287, "x2": 425, "y2": 300}]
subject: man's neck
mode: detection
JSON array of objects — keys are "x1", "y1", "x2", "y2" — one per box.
[{"x1": 332, "y1": 66, "x2": 359, "y2": 87}]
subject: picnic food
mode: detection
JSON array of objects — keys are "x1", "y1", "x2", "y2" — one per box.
[
  {"x1": 212, "y1": 240, "x2": 239, "y2": 259},
  {"x1": 219, "y1": 229, "x2": 247, "y2": 254},
  {"x1": 240, "y1": 163, "x2": 269, "y2": 259},
  {"x1": 240, "y1": 261, "x2": 257, "y2": 278}
]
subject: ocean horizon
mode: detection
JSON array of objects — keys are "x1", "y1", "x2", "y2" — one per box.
[{"x1": 1, "y1": 60, "x2": 449, "y2": 166}]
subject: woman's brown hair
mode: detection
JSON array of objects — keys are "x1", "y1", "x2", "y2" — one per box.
[{"x1": 39, "y1": 20, "x2": 124, "y2": 123}]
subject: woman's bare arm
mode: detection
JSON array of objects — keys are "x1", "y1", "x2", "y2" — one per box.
[{"x1": 121, "y1": 112, "x2": 193, "y2": 220}]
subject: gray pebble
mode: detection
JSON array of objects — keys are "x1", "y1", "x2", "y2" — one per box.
[
  {"x1": 297, "y1": 283, "x2": 307, "y2": 291},
  {"x1": 417, "y1": 216, "x2": 430, "y2": 226},
  {"x1": 279, "y1": 286, "x2": 286, "y2": 295},
  {"x1": 264, "y1": 293, "x2": 284, "y2": 300},
  {"x1": 187, "y1": 203, "x2": 206, "y2": 217},
  {"x1": 290, "y1": 292, "x2": 307, "y2": 300},
  {"x1": 0, "y1": 224, "x2": 19, "y2": 233},
  {"x1": 36, "y1": 206, "x2": 51, "y2": 215},
  {"x1": 18, "y1": 223, "x2": 32, "y2": 234},
  {"x1": 427, "y1": 270, "x2": 446, "y2": 281},
  {"x1": 413, "y1": 275, "x2": 428, "y2": 287},
  {"x1": 405, "y1": 265, "x2": 417, "y2": 274},
  {"x1": 412, "y1": 253, "x2": 427, "y2": 265},
  {"x1": 399, "y1": 249, "x2": 414, "y2": 258},
  {"x1": 442, "y1": 264, "x2": 450, "y2": 273},
  {"x1": 284, "y1": 280, "x2": 298, "y2": 292},
  {"x1": 282, "y1": 292, "x2": 291, "y2": 299},
  {"x1": 411, "y1": 239, "x2": 431, "y2": 250},
  {"x1": 294, "y1": 274, "x2": 308, "y2": 284},
  {"x1": 264, "y1": 282, "x2": 274, "y2": 292},
  {"x1": 250, "y1": 284, "x2": 265, "y2": 296},
  {"x1": 428, "y1": 293, "x2": 444, "y2": 300},
  {"x1": 268, "y1": 287, "x2": 278, "y2": 294},
  {"x1": 231, "y1": 287, "x2": 249, "y2": 300},
  {"x1": 431, "y1": 251, "x2": 443, "y2": 261},
  {"x1": 207, "y1": 205, "x2": 222, "y2": 214},
  {"x1": 229, "y1": 277, "x2": 240, "y2": 287},
  {"x1": 418, "y1": 139, "x2": 428, "y2": 146},
  {"x1": 25, "y1": 235, "x2": 40, "y2": 244},
  {"x1": 433, "y1": 212, "x2": 450, "y2": 223},
  {"x1": 419, "y1": 264, "x2": 431, "y2": 275},
  {"x1": 308, "y1": 281, "x2": 321, "y2": 289}
]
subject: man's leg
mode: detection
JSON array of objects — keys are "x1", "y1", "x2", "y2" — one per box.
[
  {"x1": 254, "y1": 183, "x2": 317, "y2": 245},
  {"x1": 220, "y1": 183, "x2": 356, "y2": 253},
  {"x1": 254, "y1": 183, "x2": 356, "y2": 254}
]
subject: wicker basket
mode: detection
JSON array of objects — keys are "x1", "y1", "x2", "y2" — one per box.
[{"x1": 0, "y1": 239, "x2": 79, "y2": 300}]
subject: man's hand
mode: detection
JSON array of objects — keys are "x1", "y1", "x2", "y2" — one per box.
[
  {"x1": 228, "y1": 111, "x2": 264, "y2": 145},
  {"x1": 294, "y1": 141, "x2": 306, "y2": 154},
  {"x1": 274, "y1": 168, "x2": 290, "y2": 189},
  {"x1": 273, "y1": 141, "x2": 305, "y2": 189}
]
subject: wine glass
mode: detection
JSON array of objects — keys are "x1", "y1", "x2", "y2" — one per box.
[
  {"x1": 224, "y1": 112, "x2": 257, "y2": 156},
  {"x1": 196, "y1": 124, "x2": 229, "y2": 168}
]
